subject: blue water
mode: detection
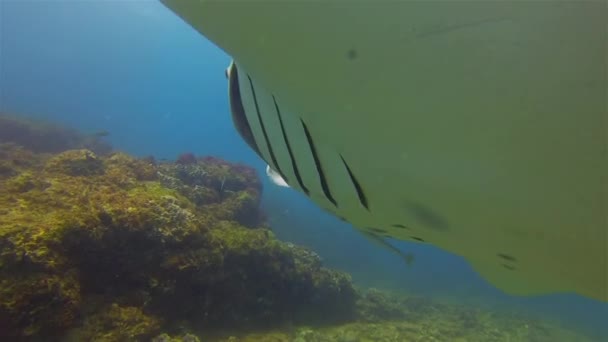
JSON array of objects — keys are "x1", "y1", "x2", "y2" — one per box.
[{"x1": 1, "y1": 1, "x2": 606, "y2": 339}]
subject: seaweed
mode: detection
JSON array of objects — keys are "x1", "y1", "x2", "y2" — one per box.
[{"x1": 0, "y1": 141, "x2": 355, "y2": 339}]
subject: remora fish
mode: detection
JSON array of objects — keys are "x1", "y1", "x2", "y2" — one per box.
[{"x1": 161, "y1": 0, "x2": 607, "y2": 302}]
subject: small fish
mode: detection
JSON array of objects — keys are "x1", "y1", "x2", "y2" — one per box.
[
  {"x1": 161, "y1": 1, "x2": 607, "y2": 302},
  {"x1": 266, "y1": 165, "x2": 289, "y2": 188}
]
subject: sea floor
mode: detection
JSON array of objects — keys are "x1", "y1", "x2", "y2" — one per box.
[{"x1": 171, "y1": 295, "x2": 602, "y2": 342}]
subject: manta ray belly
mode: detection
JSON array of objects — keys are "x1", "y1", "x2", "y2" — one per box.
[{"x1": 161, "y1": 0, "x2": 608, "y2": 302}]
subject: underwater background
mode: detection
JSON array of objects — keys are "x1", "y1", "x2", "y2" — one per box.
[{"x1": 0, "y1": 1, "x2": 606, "y2": 341}]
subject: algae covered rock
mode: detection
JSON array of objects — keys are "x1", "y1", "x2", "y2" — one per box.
[
  {"x1": 355, "y1": 288, "x2": 409, "y2": 322},
  {"x1": 0, "y1": 271, "x2": 81, "y2": 337},
  {"x1": 45, "y1": 149, "x2": 105, "y2": 176},
  {"x1": 71, "y1": 303, "x2": 161, "y2": 341},
  {"x1": 0, "y1": 143, "x2": 42, "y2": 178},
  {"x1": 144, "y1": 222, "x2": 356, "y2": 332},
  {"x1": 0, "y1": 146, "x2": 174, "y2": 338},
  {"x1": 158, "y1": 154, "x2": 264, "y2": 227},
  {"x1": 105, "y1": 152, "x2": 158, "y2": 184},
  {"x1": 0, "y1": 138, "x2": 357, "y2": 339},
  {"x1": 152, "y1": 333, "x2": 201, "y2": 342}
]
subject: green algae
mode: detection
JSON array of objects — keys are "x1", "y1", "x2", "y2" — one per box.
[
  {"x1": 0, "y1": 271, "x2": 81, "y2": 337},
  {"x1": 202, "y1": 289, "x2": 599, "y2": 342},
  {"x1": 158, "y1": 156, "x2": 263, "y2": 228},
  {"x1": 0, "y1": 141, "x2": 356, "y2": 339},
  {"x1": 152, "y1": 332, "x2": 202, "y2": 342},
  {"x1": 45, "y1": 149, "x2": 105, "y2": 176},
  {"x1": 67, "y1": 303, "x2": 162, "y2": 342},
  {"x1": 0, "y1": 143, "x2": 43, "y2": 178}
]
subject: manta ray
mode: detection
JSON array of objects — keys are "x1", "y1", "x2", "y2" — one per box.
[{"x1": 160, "y1": 0, "x2": 607, "y2": 302}]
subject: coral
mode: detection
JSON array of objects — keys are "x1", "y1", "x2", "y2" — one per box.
[
  {"x1": 0, "y1": 143, "x2": 42, "y2": 178},
  {"x1": 0, "y1": 146, "x2": 196, "y2": 337},
  {"x1": 0, "y1": 271, "x2": 80, "y2": 337},
  {"x1": 44, "y1": 149, "x2": 105, "y2": 176},
  {"x1": 0, "y1": 143, "x2": 356, "y2": 339},
  {"x1": 152, "y1": 333, "x2": 201, "y2": 342},
  {"x1": 158, "y1": 154, "x2": 264, "y2": 227},
  {"x1": 71, "y1": 303, "x2": 161, "y2": 341},
  {"x1": 104, "y1": 152, "x2": 158, "y2": 183},
  {"x1": 144, "y1": 222, "x2": 356, "y2": 333}
]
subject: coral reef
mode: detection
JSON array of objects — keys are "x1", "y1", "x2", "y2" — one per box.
[
  {"x1": 0, "y1": 138, "x2": 355, "y2": 339},
  {"x1": 67, "y1": 303, "x2": 161, "y2": 342},
  {"x1": 157, "y1": 155, "x2": 264, "y2": 227},
  {"x1": 151, "y1": 222, "x2": 356, "y2": 331},
  {"x1": 152, "y1": 332, "x2": 201, "y2": 342}
]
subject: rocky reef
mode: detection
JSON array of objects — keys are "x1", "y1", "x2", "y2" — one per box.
[
  {"x1": 176, "y1": 289, "x2": 597, "y2": 342},
  {"x1": 0, "y1": 116, "x2": 356, "y2": 340},
  {"x1": 0, "y1": 116, "x2": 601, "y2": 342}
]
